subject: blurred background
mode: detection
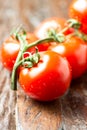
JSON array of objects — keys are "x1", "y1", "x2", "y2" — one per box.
[{"x1": 0, "y1": 0, "x2": 71, "y2": 43}]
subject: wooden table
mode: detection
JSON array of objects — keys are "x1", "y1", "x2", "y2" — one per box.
[{"x1": 0, "y1": 0, "x2": 87, "y2": 130}]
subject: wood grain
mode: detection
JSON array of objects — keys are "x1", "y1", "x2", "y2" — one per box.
[
  {"x1": 0, "y1": 0, "x2": 87, "y2": 130},
  {"x1": 0, "y1": 63, "x2": 16, "y2": 130},
  {"x1": 16, "y1": 73, "x2": 87, "y2": 130}
]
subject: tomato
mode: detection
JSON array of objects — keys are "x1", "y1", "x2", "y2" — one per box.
[
  {"x1": 0, "y1": 47, "x2": 1, "y2": 59},
  {"x1": 64, "y1": 27, "x2": 75, "y2": 35},
  {"x1": 25, "y1": 32, "x2": 38, "y2": 55},
  {"x1": 0, "y1": 37, "x2": 20, "y2": 71},
  {"x1": 27, "y1": 32, "x2": 50, "y2": 52},
  {"x1": 69, "y1": 0, "x2": 87, "y2": 34},
  {"x1": 86, "y1": 43, "x2": 87, "y2": 71},
  {"x1": 26, "y1": 32, "x2": 38, "y2": 43},
  {"x1": 0, "y1": 33, "x2": 37, "y2": 71},
  {"x1": 49, "y1": 36, "x2": 87, "y2": 79},
  {"x1": 34, "y1": 17, "x2": 66, "y2": 39},
  {"x1": 19, "y1": 51, "x2": 72, "y2": 101},
  {"x1": 0, "y1": 32, "x2": 50, "y2": 71}
]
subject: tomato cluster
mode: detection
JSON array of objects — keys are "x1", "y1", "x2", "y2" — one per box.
[{"x1": 0, "y1": 0, "x2": 87, "y2": 101}]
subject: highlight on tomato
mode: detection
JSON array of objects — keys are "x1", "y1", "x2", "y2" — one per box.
[
  {"x1": 34, "y1": 17, "x2": 66, "y2": 39},
  {"x1": 19, "y1": 51, "x2": 72, "y2": 101},
  {"x1": 69, "y1": 0, "x2": 87, "y2": 34},
  {"x1": 0, "y1": 32, "x2": 50, "y2": 71},
  {"x1": 0, "y1": 36, "x2": 20, "y2": 71},
  {"x1": 49, "y1": 36, "x2": 87, "y2": 79}
]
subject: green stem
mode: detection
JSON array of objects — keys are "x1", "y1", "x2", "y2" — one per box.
[
  {"x1": 27, "y1": 37, "x2": 54, "y2": 48},
  {"x1": 59, "y1": 19, "x2": 81, "y2": 34},
  {"x1": 75, "y1": 30, "x2": 87, "y2": 42},
  {"x1": 60, "y1": 24, "x2": 72, "y2": 34},
  {"x1": 11, "y1": 46, "x2": 26, "y2": 90},
  {"x1": 11, "y1": 37, "x2": 54, "y2": 90},
  {"x1": 11, "y1": 51, "x2": 21, "y2": 90}
]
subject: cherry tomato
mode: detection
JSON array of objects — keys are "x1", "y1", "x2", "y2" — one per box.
[
  {"x1": 34, "y1": 17, "x2": 66, "y2": 39},
  {"x1": 0, "y1": 37, "x2": 20, "y2": 71},
  {"x1": 19, "y1": 51, "x2": 72, "y2": 101},
  {"x1": 27, "y1": 32, "x2": 50, "y2": 52},
  {"x1": 86, "y1": 43, "x2": 87, "y2": 71},
  {"x1": 0, "y1": 32, "x2": 50, "y2": 71},
  {"x1": 0, "y1": 47, "x2": 1, "y2": 60},
  {"x1": 0, "y1": 33, "x2": 38, "y2": 71},
  {"x1": 49, "y1": 36, "x2": 87, "y2": 79},
  {"x1": 64, "y1": 27, "x2": 75, "y2": 35},
  {"x1": 69, "y1": 0, "x2": 87, "y2": 34}
]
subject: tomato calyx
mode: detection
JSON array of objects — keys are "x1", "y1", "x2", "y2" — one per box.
[
  {"x1": 46, "y1": 28, "x2": 65, "y2": 43},
  {"x1": 10, "y1": 24, "x2": 27, "y2": 41},
  {"x1": 67, "y1": 19, "x2": 81, "y2": 30},
  {"x1": 21, "y1": 48, "x2": 40, "y2": 68},
  {"x1": 47, "y1": 28, "x2": 65, "y2": 43},
  {"x1": 46, "y1": 19, "x2": 81, "y2": 42}
]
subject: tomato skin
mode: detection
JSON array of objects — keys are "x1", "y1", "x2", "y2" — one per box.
[
  {"x1": 86, "y1": 43, "x2": 87, "y2": 71},
  {"x1": 64, "y1": 27, "x2": 75, "y2": 35},
  {"x1": 69, "y1": 0, "x2": 87, "y2": 34},
  {"x1": 0, "y1": 33, "x2": 37, "y2": 71},
  {"x1": 34, "y1": 17, "x2": 66, "y2": 49},
  {"x1": 19, "y1": 51, "x2": 72, "y2": 101},
  {"x1": 0, "y1": 48, "x2": 2, "y2": 61},
  {"x1": 0, "y1": 37, "x2": 20, "y2": 71},
  {"x1": 34, "y1": 17, "x2": 66, "y2": 39},
  {"x1": 26, "y1": 32, "x2": 50, "y2": 52},
  {"x1": 49, "y1": 36, "x2": 87, "y2": 79},
  {"x1": 0, "y1": 32, "x2": 50, "y2": 71}
]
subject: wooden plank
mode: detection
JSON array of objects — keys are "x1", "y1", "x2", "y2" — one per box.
[
  {"x1": 17, "y1": 73, "x2": 87, "y2": 130},
  {"x1": 0, "y1": 63, "x2": 16, "y2": 130},
  {"x1": 60, "y1": 73, "x2": 87, "y2": 130},
  {"x1": 17, "y1": 87, "x2": 62, "y2": 130},
  {"x1": 0, "y1": 0, "x2": 21, "y2": 129}
]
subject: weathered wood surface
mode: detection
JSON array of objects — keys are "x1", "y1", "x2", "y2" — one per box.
[
  {"x1": 17, "y1": 73, "x2": 87, "y2": 130},
  {"x1": 0, "y1": 0, "x2": 87, "y2": 130}
]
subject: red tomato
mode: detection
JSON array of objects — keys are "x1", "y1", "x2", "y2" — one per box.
[
  {"x1": 0, "y1": 32, "x2": 50, "y2": 71},
  {"x1": 34, "y1": 17, "x2": 66, "y2": 39},
  {"x1": 19, "y1": 51, "x2": 72, "y2": 101},
  {"x1": 0, "y1": 37, "x2": 20, "y2": 71},
  {"x1": 0, "y1": 47, "x2": 1, "y2": 60},
  {"x1": 64, "y1": 27, "x2": 75, "y2": 35},
  {"x1": 0, "y1": 33, "x2": 37, "y2": 71},
  {"x1": 84, "y1": 42, "x2": 87, "y2": 72},
  {"x1": 49, "y1": 36, "x2": 87, "y2": 79},
  {"x1": 27, "y1": 32, "x2": 50, "y2": 52},
  {"x1": 26, "y1": 32, "x2": 38, "y2": 43},
  {"x1": 69, "y1": 0, "x2": 87, "y2": 34}
]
